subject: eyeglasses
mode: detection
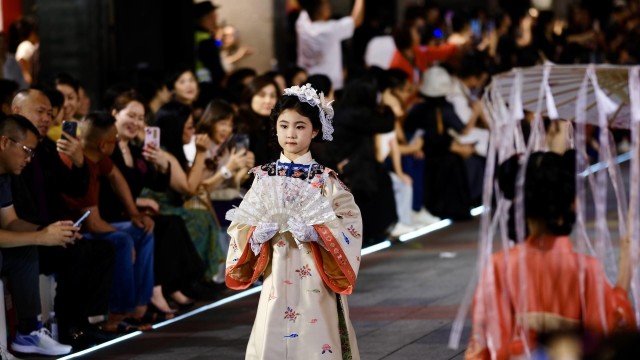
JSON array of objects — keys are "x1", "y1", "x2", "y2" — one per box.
[{"x1": 5, "y1": 137, "x2": 35, "y2": 159}]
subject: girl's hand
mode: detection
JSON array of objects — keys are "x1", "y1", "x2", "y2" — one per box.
[{"x1": 136, "y1": 197, "x2": 160, "y2": 214}]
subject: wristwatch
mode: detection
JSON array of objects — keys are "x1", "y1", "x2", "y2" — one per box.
[{"x1": 220, "y1": 165, "x2": 232, "y2": 179}]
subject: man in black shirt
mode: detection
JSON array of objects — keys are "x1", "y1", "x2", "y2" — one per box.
[
  {"x1": 0, "y1": 114, "x2": 76, "y2": 356},
  {"x1": 11, "y1": 88, "x2": 115, "y2": 349}
]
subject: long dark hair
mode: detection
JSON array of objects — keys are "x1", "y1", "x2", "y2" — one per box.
[{"x1": 154, "y1": 101, "x2": 192, "y2": 170}]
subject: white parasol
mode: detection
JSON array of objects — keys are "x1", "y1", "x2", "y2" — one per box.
[
  {"x1": 490, "y1": 62, "x2": 631, "y2": 129},
  {"x1": 449, "y1": 63, "x2": 640, "y2": 357}
]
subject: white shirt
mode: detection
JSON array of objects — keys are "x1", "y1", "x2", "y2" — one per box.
[
  {"x1": 364, "y1": 35, "x2": 396, "y2": 70},
  {"x1": 15, "y1": 41, "x2": 35, "y2": 62},
  {"x1": 296, "y1": 10, "x2": 354, "y2": 91},
  {"x1": 183, "y1": 136, "x2": 197, "y2": 167},
  {"x1": 447, "y1": 77, "x2": 473, "y2": 125}
]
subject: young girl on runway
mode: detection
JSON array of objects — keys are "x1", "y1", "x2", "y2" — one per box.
[{"x1": 225, "y1": 84, "x2": 363, "y2": 359}]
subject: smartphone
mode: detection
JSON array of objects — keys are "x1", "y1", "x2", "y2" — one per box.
[
  {"x1": 144, "y1": 126, "x2": 161, "y2": 148},
  {"x1": 73, "y1": 210, "x2": 91, "y2": 227},
  {"x1": 232, "y1": 133, "x2": 250, "y2": 151},
  {"x1": 62, "y1": 121, "x2": 78, "y2": 137}
]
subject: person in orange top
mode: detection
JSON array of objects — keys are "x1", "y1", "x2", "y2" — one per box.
[
  {"x1": 465, "y1": 150, "x2": 635, "y2": 360},
  {"x1": 388, "y1": 22, "x2": 458, "y2": 86}
]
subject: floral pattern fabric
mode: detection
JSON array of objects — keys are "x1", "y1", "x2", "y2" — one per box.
[{"x1": 226, "y1": 152, "x2": 362, "y2": 359}]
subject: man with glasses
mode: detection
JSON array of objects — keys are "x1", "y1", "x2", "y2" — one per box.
[
  {"x1": 11, "y1": 88, "x2": 116, "y2": 350},
  {"x1": 0, "y1": 114, "x2": 77, "y2": 358}
]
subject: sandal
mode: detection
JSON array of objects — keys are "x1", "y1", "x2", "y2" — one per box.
[
  {"x1": 100, "y1": 320, "x2": 149, "y2": 334},
  {"x1": 142, "y1": 305, "x2": 176, "y2": 323},
  {"x1": 122, "y1": 317, "x2": 153, "y2": 331}
]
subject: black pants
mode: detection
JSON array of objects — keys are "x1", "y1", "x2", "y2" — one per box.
[
  {"x1": 39, "y1": 239, "x2": 115, "y2": 333},
  {"x1": 0, "y1": 246, "x2": 40, "y2": 334},
  {"x1": 153, "y1": 215, "x2": 204, "y2": 293}
]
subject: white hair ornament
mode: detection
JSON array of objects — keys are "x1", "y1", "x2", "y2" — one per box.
[{"x1": 283, "y1": 83, "x2": 334, "y2": 141}]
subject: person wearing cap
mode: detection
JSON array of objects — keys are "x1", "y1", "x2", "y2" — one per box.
[
  {"x1": 193, "y1": 1, "x2": 225, "y2": 99},
  {"x1": 403, "y1": 65, "x2": 484, "y2": 220}
]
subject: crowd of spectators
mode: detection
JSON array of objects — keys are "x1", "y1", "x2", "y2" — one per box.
[{"x1": 0, "y1": 0, "x2": 636, "y2": 358}]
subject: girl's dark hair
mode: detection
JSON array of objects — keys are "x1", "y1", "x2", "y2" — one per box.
[
  {"x1": 196, "y1": 99, "x2": 235, "y2": 135},
  {"x1": 498, "y1": 150, "x2": 576, "y2": 236},
  {"x1": 306, "y1": 74, "x2": 332, "y2": 97},
  {"x1": 154, "y1": 101, "x2": 192, "y2": 170},
  {"x1": 270, "y1": 94, "x2": 325, "y2": 145}
]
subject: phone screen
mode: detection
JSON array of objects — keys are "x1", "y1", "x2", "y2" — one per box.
[
  {"x1": 144, "y1": 127, "x2": 161, "y2": 148},
  {"x1": 62, "y1": 121, "x2": 78, "y2": 137},
  {"x1": 73, "y1": 210, "x2": 91, "y2": 227},
  {"x1": 232, "y1": 133, "x2": 250, "y2": 151}
]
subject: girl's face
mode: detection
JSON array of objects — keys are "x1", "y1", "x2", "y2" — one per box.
[
  {"x1": 212, "y1": 117, "x2": 233, "y2": 145},
  {"x1": 276, "y1": 109, "x2": 318, "y2": 160},
  {"x1": 56, "y1": 84, "x2": 79, "y2": 120},
  {"x1": 174, "y1": 71, "x2": 199, "y2": 105},
  {"x1": 182, "y1": 116, "x2": 195, "y2": 145},
  {"x1": 113, "y1": 101, "x2": 145, "y2": 141},
  {"x1": 251, "y1": 84, "x2": 277, "y2": 117}
]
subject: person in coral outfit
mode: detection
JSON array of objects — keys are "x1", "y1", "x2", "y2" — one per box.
[{"x1": 465, "y1": 149, "x2": 635, "y2": 360}]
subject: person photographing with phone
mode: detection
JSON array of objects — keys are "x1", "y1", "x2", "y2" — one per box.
[
  {"x1": 11, "y1": 88, "x2": 118, "y2": 350},
  {"x1": 61, "y1": 111, "x2": 156, "y2": 334},
  {"x1": 195, "y1": 99, "x2": 254, "y2": 285}
]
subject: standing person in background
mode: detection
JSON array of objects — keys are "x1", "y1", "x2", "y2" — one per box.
[
  {"x1": 194, "y1": 1, "x2": 225, "y2": 100},
  {"x1": 296, "y1": 0, "x2": 365, "y2": 93},
  {"x1": 12, "y1": 17, "x2": 39, "y2": 86}
]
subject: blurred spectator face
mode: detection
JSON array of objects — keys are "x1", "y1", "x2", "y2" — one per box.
[
  {"x1": 113, "y1": 100, "x2": 145, "y2": 142},
  {"x1": 56, "y1": 84, "x2": 79, "y2": 120},
  {"x1": 291, "y1": 70, "x2": 308, "y2": 87},
  {"x1": 76, "y1": 86, "x2": 91, "y2": 118},
  {"x1": 156, "y1": 85, "x2": 172, "y2": 105},
  {"x1": 316, "y1": 0, "x2": 332, "y2": 21},
  {"x1": 0, "y1": 131, "x2": 37, "y2": 174},
  {"x1": 182, "y1": 115, "x2": 196, "y2": 145},
  {"x1": 14, "y1": 90, "x2": 53, "y2": 138},
  {"x1": 221, "y1": 25, "x2": 237, "y2": 50},
  {"x1": 392, "y1": 78, "x2": 414, "y2": 104},
  {"x1": 98, "y1": 126, "x2": 118, "y2": 157},
  {"x1": 173, "y1": 71, "x2": 199, "y2": 105},
  {"x1": 251, "y1": 84, "x2": 277, "y2": 117},
  {"x1": 212, "y1": 116, "x2": 233, "y2": 145}
]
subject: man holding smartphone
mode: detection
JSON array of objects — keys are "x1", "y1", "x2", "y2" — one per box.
[
  {"x1": 11, "y1": 88, "x2": 116, "y2": 349},
  {"x1": 0, "y1": 114, "x2": 77, "y2": 356}
]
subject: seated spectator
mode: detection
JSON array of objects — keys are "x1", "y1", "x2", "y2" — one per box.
[
  {"x1": 47, "y1": 73, "x2": 80, "y2": 141},
  {"x1": 235, "y1": 75, "x2": 281, "y2": 166},
  {"x1": 11, "y1": 88, "x2": 116, "y2": 348},
  {"x1": 63, "y1": 112, "x2": 155, "y2": 334},
  {"x1": 142, "y1": 101, "x2": 224, "y2": 285},
  {"x1": 196, "y1": 99, "x2": 254, "y2": 284},
  {"x1": 0, "y1": 114, "x2": 75, "y2": 356},
  {"x1": 103, "y1": 90, "x2": 205, "y2": 314}
]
